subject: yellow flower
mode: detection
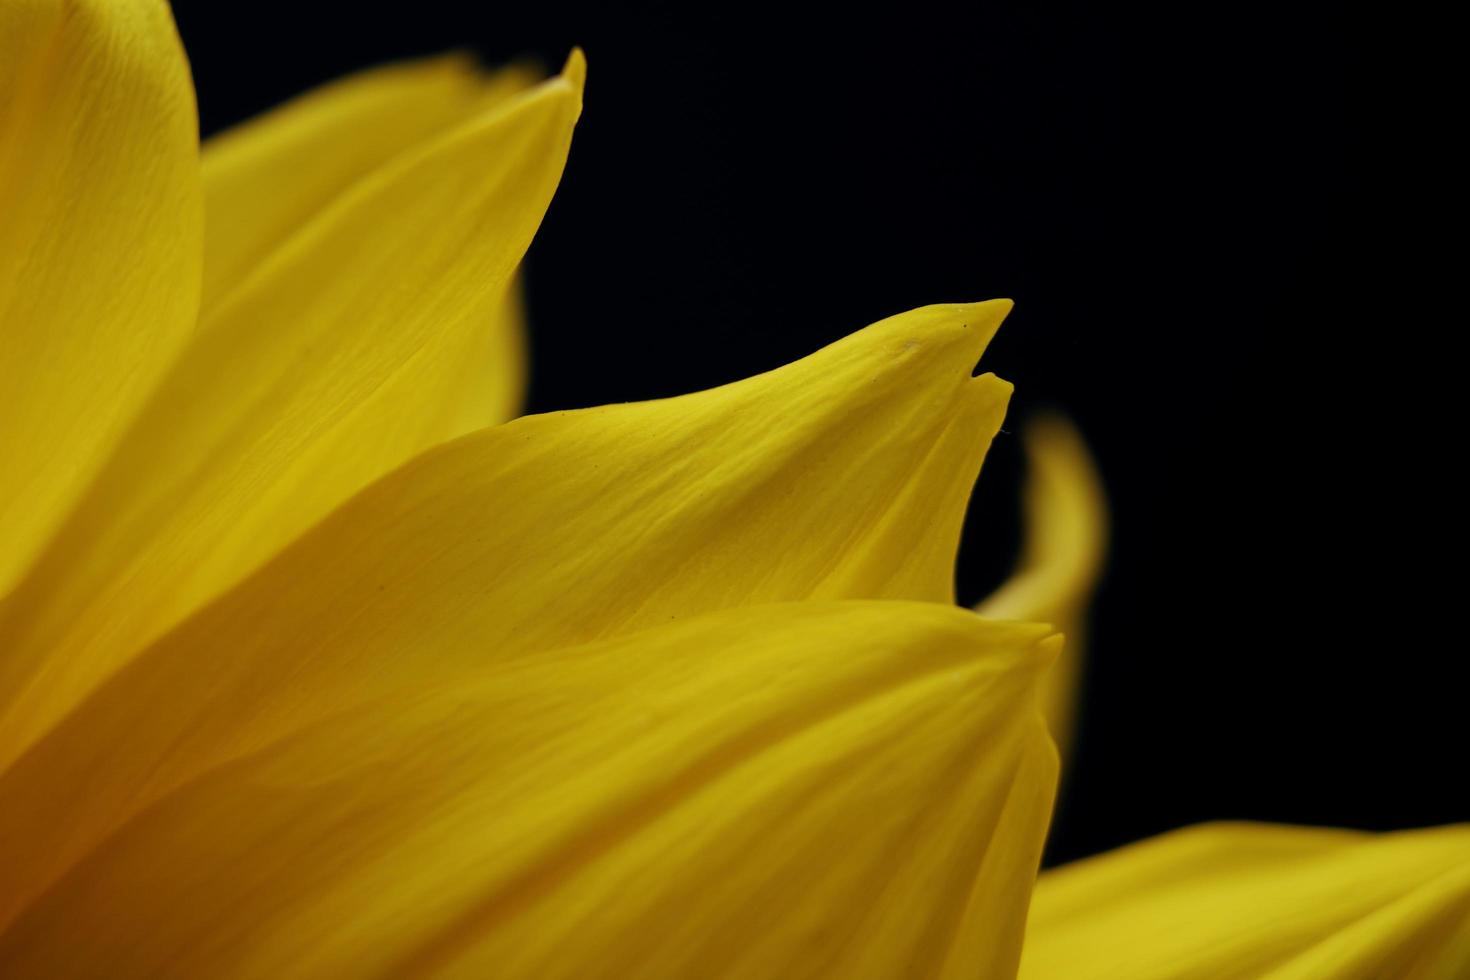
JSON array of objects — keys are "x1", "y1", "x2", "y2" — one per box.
[{"x1": 0, "y1": 2, "x2": 1464, "y2": 977}]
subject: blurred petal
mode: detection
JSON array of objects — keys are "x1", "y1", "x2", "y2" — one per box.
[
  {"x1": 0, "y1": 0, "x2": 201, "y2": 591},
  {"x1": 0, "y1": 301, "x2": 1013, "y2": 926},
  {"x1": 1020, "y1": 822, "x2": 1470, "y2": 979},
  {"x1": 977, "y1": 415, "x2": 1106, "y2": 756},
  {"x1": 0, "y1": 602, "x2": 1058, "y2": 979},
  {"x1": 201, "y1": 53, "x2": 536, "y2": 308},
  {"x1": 0, "y1": 55, "x2": 582, "y2": 767}
]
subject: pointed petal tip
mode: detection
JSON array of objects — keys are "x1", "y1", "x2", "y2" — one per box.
[
  {"x1": 860, "y1": 299, "x2": 1012, "y2": 373},
  {"x1": 923, "y1": 298, "x2": 1014, "y2": 372},
  {"x1": 971, "y1": 296, "x2": 1015, "y2": 342},
  {"x1": 560, "y1": 47, "x2": 587, "y2": 93},
  {"x1": 957, "y1": 296, "x2": 1015, "y2": 326},
  {"x1": 935, "y1": 297, "x2": 1013, "y2": 326}
]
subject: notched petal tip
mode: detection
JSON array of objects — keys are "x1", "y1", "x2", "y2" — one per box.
[{"x1": 970, "y1": 371, "x2": 1014, "y2": 404}]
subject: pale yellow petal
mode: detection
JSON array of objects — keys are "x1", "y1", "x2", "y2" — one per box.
[
  {"x1": 977, "y1": 415, "x2": 1106, "y2": 756},
  {"x1": 201, "y1": 53, "x2": 537, "y2": 308},
  {"x1": 0, "y1": 0, "x2": 201, "y2": 591},
  {"x1": 0, "y1": 602, "x2": 1059, "y2": 979},
  {"x1": 0, "y1": 301, "x2": 1013, "y2": 927},
  {"x1": 0, "y1": 56, "x2": 582, "y2": 762},
  {"x1": 1020, "y1": 822, "x2": 1470, "y2": 979}
]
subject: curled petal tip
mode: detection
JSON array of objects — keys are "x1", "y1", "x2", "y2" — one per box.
[{"x1": 976, "y1": 414, "x2": 1106, "y2": 758}]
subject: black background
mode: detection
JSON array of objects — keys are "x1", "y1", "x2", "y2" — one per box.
[{"x1": 171, "y1": 1, "x2": 1461, "y2": 865}]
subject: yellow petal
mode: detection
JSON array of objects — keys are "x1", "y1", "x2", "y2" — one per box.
[
  {"x1": 976, "y1": 415, "x2": 1106, "y2": 756},
  {"x1": 0, "y1": 55, "x2": 582, "y2": 764},
  {"x1": 0, "y1": 602, "x2": 1059, "y2": 979},
  {"x1": 1020, "y1": 822, "x2": 1470, "y2": 979},
  {"x1": 0, "y1": 301, "x2": 1013, "y2": 927},
  {"x1": 0, "y1": 0, "x2": 201, "y2": 591},
  {"x1": 201, "y1": 55, "x2": 536, "y2": 440},
  {"x1": 201, "y1": 53, "x2": 537, "y2": 309}
]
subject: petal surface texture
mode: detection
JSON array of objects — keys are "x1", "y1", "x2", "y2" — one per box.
[
  {"x1": 0, "y1": 301, "x2": 1015, "y2": 933},
  {"x1": 976, "y1": 416, "x2": 1106, "y2": 755},
  {"x1": 0, "y1": 55, "x2": 583, "y2": 766},
  {"x1": 201, "y1": 53, "x2": 535, "y2": 309},
  {"x1": 0, "y1": 602, "x2": 1060, "y2": 979},
  {"x1": 0, "y1": 0, "x2": 201, "y2": 591},
  {"x1": 1019, "y1": 822, "x2": 1470, "y2": 980}
]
